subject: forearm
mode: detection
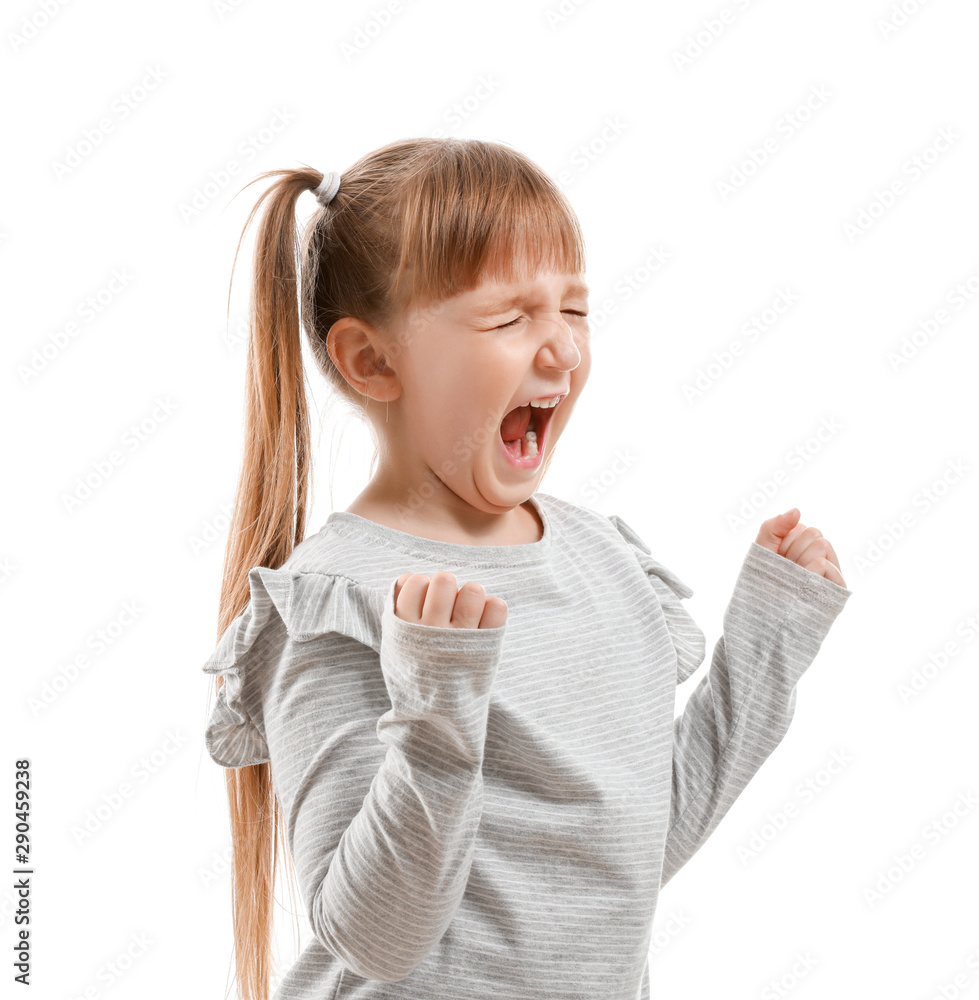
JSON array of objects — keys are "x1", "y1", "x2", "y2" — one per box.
[
  {"x1": 303, "y1": 589, "x2": 504, "y2": 982},
  {"x1": 662, "y1": 541, "x2": 852, "y2": 884}
]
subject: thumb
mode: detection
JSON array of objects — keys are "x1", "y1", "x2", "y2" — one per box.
[{"x1": 755, "y1": 507, "x2": 801, "y2": 550}]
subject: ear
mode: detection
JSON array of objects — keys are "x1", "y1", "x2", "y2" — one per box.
[{"x1": 326, "y1": 317, "x2": 402, "y2": 402}]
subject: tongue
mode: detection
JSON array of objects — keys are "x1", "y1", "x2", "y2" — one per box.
[{"x1": 500, "y1": 404, "x2": 532, "y2": 442}]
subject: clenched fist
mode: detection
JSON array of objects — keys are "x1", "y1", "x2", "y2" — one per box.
[
  {"x1": 393, "y1": 571, "x2": 508, "y2": 629},
  {"x1": 755, "y1": 508, "x2": 847, "y2": 589}
]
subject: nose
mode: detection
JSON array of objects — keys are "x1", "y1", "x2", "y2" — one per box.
[{"x1": 536, "y1": 312, "x2": 582, "y2": 372}]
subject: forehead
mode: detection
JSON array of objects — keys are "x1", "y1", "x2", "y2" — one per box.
[{"x1": 463, "y1": 272, "x2": 590, "y2": 310}]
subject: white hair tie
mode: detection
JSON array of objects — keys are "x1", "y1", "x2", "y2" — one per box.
[{"x1": 313, "y1": 170, "x2": 341, "y2": 207}]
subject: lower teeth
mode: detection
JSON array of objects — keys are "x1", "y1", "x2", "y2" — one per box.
[{"x1": 522, "y1": 429, "x2": 538, "y2": 458}]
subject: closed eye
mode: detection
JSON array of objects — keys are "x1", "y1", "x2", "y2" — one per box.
[{"x1": 496, "y1": 310, "x2": 588, "y2": 330}]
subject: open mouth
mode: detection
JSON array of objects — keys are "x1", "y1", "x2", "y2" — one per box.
[{"x1": 499, "y1": 397, "x2": 562, "y2": 464}]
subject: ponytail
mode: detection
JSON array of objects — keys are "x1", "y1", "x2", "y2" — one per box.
[{"x1": 213, "y1": 167, "x2": 320, "y2": 1000}]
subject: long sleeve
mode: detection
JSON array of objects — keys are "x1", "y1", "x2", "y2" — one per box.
[
  {"x1": 658, "y1": 540, "x2": 852, "y2": 885},
  {"x1": 303, "y1": 583, "x2": 505, "y2": 982},
  {"x1": 201, "y1": 570, "x2": 507, "y2": 983}
]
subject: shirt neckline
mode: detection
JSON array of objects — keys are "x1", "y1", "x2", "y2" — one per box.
[{"x1": 324, "y1": 493, "x2": 553, "y2": 567}]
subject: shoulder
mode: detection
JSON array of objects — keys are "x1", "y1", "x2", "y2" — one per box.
[
  {"x1": 200, "y1": 561, "x2": 386, "y2": 769},
  {"x1": 203, "y1": 507, "x2": 408, "y2": 678},
  {"x1": 535, "y1": 490, "x2": 638, "y2": 550},
  {"x1": 242, "y1": 565, "x2": 381, "y2": 644},
  {"x1": 535, "y1": 492, "x2": 694, "y2": 599}
]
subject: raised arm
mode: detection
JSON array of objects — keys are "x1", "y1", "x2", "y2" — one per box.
[
  {"x1": 660, "y1": 533, "x2": 851, "y2": 885},
  {"x1": 299, "y1": 573, "x2": 506, "y2": 981},
  {"x1": 203, "y1": 569, "x2": 507, "y2": 983}
]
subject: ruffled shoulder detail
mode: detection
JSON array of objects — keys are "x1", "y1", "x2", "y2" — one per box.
[
  {"x1": 201, "y1": 567, "x2": 383, "y2": 768},
  {"x1": 606, "y1": 513, "x2": 694, "y2": 599},
  {"x1": 607, "y1": 513, "x2": 706, "y2": 683}
]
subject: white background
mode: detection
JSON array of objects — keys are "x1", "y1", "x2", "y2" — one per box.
[{"x1": 4, "y1": 0, "x2": 978, "y2": 997}]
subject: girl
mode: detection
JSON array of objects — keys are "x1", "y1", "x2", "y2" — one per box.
[{"x1": 201, "y1": 137, "x2": 852, "y2": 1000}]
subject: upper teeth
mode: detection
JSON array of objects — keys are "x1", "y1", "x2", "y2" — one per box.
[{"x1": 529, "y1": 396, "x2": 562, "y2": 408}]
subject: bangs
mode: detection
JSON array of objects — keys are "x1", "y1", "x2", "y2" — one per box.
[{"x1": 387, "y1": 143, "x2": 586, "y2": 313}]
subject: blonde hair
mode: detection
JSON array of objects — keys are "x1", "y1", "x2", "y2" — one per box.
[{"x1": 211, "y1": 137, "x2": 586, "y2": 1000}]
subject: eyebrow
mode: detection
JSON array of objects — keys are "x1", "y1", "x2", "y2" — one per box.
[{"x1": 471, "y1": 278, "x2": 591, "y2": 314}]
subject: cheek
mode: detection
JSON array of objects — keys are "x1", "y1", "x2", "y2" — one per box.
[
  {"x1": 412, "y1": 382, "x2": 494, "y2": 455},
  {"x1": 404, "y1": 345, "x2": 508, "y2": 450},
  {"x1": 447, "y1": 394, "x2": 501, "y2": 449}
]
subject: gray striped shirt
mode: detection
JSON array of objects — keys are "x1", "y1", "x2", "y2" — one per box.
[{"x1": 201, "y1": 491, "x2": 852, "y2": 998}]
